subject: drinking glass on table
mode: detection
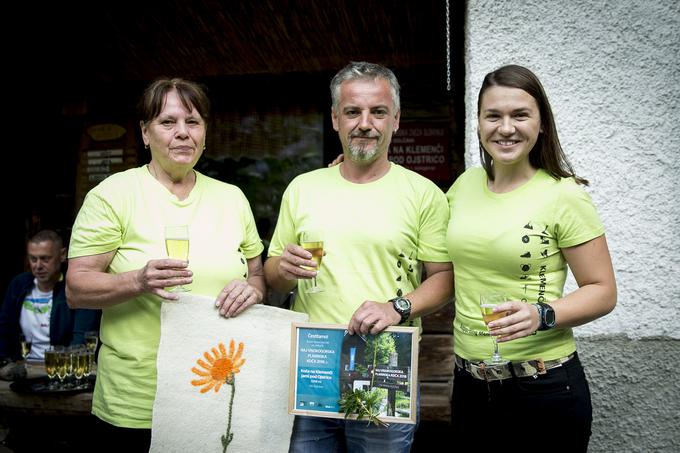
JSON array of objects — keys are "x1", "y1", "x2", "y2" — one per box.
[
  {"x1": 84, "y1": 331, "x2": 99, "y2": 374},
  {"x1": 84, "y1": 331, "x2": 99, "y2": 353},
  {"x1": 19, "y1": 333, "x2": 32, "y2": 360},
  {"x1": 165, "y1": 225, "x2": 190, "y2": 292},
  {"x1": 300, "y1": 231, "x2": 324, "y2": 293},
  {"x1": 480, "y1": 293, "x2": 510, "y2": 366},
  {"x1": 55, "y1": 346, "x2": 69, "y2": 389},
  {"x1": 73, "y1": 347, "x2": 88, "y2": 388},
  {"x1": 44, "y1": 346, "x2": 59, "y2": 389}
]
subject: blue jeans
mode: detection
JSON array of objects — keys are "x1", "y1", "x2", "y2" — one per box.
[
  {"x1": 451, "y1": 352, "x2": 592, "y2": 452},
  {"x1": 289, "y1": 389, "x2": 419, "y2": 453}
]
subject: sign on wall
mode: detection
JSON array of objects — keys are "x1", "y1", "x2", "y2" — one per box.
[{"x1": 389, "y1": 122, "x2": 451, "y2": 184}]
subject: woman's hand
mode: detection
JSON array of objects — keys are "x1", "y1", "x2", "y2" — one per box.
[
  {"x1": 328, "y1": 154, "x2": 344, "y2": 167},
  {"x1": 136, "y1": 258, "x2": 193, "y2": 301},
  {"x1": 486, "y1": 301, "x2": 541, "y2": 342},
  {"x1": 215, "y1": 280, "x2": 263, "y2": 318}
]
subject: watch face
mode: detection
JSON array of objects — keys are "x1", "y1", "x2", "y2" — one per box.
[
  {"x1": 394, "y1": 297, "x2": 410, "y2": 311},
  {"x1": 545, "y1": 306, "x2": 556, "y2": 325}
]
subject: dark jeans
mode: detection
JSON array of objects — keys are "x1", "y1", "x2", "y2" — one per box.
[
  {"x1": 93, "y1": 417, "x2": 151, "y2": 453},
  {"x1": 451, "y1": 352, "x2": 592, "y2": 452}
]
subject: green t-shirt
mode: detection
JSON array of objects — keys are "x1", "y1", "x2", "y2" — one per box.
[
  {"x1": 446, "y1": 168, "x2": 605, "y2": 362},
  {"x1": 69, "y1": 166, "x2": 263, "y2": 428},
  {"x1": 268, "y1": 163, "x2": 450, "y2": 325}
]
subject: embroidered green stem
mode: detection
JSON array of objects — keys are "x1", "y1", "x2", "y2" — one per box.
[{"x1": 221, "y1": 379, "x2": 236, "y2": 452}]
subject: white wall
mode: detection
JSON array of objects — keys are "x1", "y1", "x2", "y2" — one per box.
[{"x1": 465, "y1": 0, "x2": 680, "y2": 339}]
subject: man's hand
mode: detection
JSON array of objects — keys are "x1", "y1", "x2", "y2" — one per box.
[
  {"x1": 347, "y1": 300, "x2": 401, "y2": 335},
  {"x1": 276, "y1": 244, "x2": 318, "y2": 281}
]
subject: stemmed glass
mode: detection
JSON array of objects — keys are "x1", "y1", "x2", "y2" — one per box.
[
  {"x1": 300, "y1": 231, "x2": 324, "y2": 293},
  {"x1": 55, "y1": 346, "x2": 69, "y2": 389},
  {"x1": 165, "y1": 225, "x2": 190, "y2": 292},
  {"x1": 84, "y1": 331, "x2": 99, "y2": 375},
  {"x1": 44, "y1": 346, "x2": 59, "y2": 389},
  {"x1": 480, "y1": 293, "x2": 510, "y2": 365},
  {"x1": 19, "y1": 333, "x2": 32, "y2": 361}
]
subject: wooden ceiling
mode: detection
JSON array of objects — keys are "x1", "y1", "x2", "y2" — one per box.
[{"x1": 20, "y1": 0, "x2": 454, "y2": 84}]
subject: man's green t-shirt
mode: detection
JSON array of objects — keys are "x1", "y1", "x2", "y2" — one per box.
[{"x1": 268, "y1": 163, "x2": 450, "y2": 326}]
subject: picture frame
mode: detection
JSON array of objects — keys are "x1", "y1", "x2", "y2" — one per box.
[{"x1": 289, "y1": 322, "x2": 419, "y2": 425}]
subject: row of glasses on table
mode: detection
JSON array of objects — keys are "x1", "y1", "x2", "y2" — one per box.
[{"x1": 42, "y1": 331, "x2": 98, "y2": 390}]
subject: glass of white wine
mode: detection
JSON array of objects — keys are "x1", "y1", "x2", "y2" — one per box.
[
  {"x1": 19, "y1": 333, "x2": 32, "y2": 361},
  {"x1": 44, "y1": 346, "x2": 59, "y2": 389},
  {"x1": 300, "y1": 231, "x2": 324, "y2": 293},
  {"x1": 480, "y1": 293, "x2": 510, "y2": 366},
  {"x1": 165, "y1": 225, "x2": 190, "y2": 292}
]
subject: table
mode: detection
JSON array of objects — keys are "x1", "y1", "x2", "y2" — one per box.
[{"x1": 0, "y1": 361, "x2": 93, "y2": 416}]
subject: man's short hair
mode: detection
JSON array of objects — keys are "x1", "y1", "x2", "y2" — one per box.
[
  {"x1": 330, "y1": 61, "x2": 401, "y2": 113},
  {"x1": 29, "y1": 230, "x2": 63, "y2": 248}
]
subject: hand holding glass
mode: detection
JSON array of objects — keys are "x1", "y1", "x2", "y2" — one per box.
[
  {"x1": 480, "y1": 293, "x2": 510, "y2": 365},
  {"x1": 300, "y1": 231, "x2": 324, "y2": 293},
  {"x1": 165, "y1": 225, "x2": 190, "y2": 292}
]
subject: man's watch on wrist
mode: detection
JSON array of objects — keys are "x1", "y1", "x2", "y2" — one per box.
[
  {"x1": 389, "y1": 296, "x2": 412, "y2": 324},
  {"x1": 535, "y1": 302, "x2": 556, "y2": 331}
]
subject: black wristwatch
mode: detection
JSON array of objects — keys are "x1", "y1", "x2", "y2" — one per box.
[
  {"x1": 389, "y1": 296, "x2": 412, "y2": 324},
  {"x1": 535, "y1": 302, "x2": 556, "y2": 331}
]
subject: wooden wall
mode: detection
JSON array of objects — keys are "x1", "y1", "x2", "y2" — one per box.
[{"x1": 419, "y1": 302, "x2": 454, "y2": 422}]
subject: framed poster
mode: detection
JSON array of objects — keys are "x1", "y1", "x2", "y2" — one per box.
[{"x1": 289, "y1": 322, "x2": 418, "y2": 425}]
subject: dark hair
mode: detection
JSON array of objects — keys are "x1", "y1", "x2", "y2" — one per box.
[
  {"x1": 478, "y1": 65, "x2": 588, "y2": 186},
  {"x1": 138, "y1": 78, "x2": 210, "y2": 124},
  {"x1": 29, "y1": 229, "x2": 63, "y2": 248},
  {"x1": 330, "y1": 62, "x2": 400, "y2": 112}
]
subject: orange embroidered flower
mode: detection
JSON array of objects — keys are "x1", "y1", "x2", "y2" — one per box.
[{"x1": 191, "y1": 339, "x2": 245, "y2": 393}]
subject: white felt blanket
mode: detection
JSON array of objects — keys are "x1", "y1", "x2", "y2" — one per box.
[{"x1": 150, "y1": 293, "x2": 308, "y2": 453}]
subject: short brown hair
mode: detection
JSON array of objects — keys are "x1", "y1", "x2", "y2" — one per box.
[{"x1": 138, "y1": 78, "x2": 210, "y2": 124}]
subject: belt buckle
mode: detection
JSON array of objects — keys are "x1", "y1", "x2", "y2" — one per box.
[{"x1": 471, "y1": 361, "x2": 511, "y2": 381}]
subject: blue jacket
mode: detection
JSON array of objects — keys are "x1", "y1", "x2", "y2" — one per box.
[{"x1": 0, "y1": 272, "x2": 101, "y2": 360}]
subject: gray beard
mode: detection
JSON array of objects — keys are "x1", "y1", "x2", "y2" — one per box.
[{"x1": 348, "y1": 143, "x2": 379, "y2": 163}]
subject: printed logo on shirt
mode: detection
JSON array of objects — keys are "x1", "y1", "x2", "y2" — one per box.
[
  {"x1": 22, "y1": 296, "x2": 52, "y2": 315},
  {"x1": 457, "y1": 319, "x2": 489, "y2": 337},
  {"x1": 518, "y1": 221, "x2": 555, "y2": 303}
]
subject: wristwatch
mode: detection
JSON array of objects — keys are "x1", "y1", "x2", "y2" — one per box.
[
  {"x1": 535, "y1": 302, "x2": 556, "y2": 331},
  {"x1": 389, "y1": 296, "x2": 412, "y2": 324}
]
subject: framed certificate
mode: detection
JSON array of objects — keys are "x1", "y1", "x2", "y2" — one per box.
[{"x1": 289, "y1": 322, "x2": 418, "y2": 425}]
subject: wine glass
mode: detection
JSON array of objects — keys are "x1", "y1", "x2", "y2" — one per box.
[
  {"x1": 165, "y1": 225, "x2": 190, "y2": 292},
  {"x1": 300, "y1": 231, "x2": 324, "y2": 293},
  {"x1": 44, "y1": 346, "x2": 59, "y2": 389},
  {"x1": 19, "y1": 333, "x2": 32, "y2": 361},
  {"x1": 85, "y1": 331, "x2": 99, "y2": 353},
  {"x1": 479, "y1": 293, "x2": 510, "y2": 365},
  {"x1": 55, "y1": 347, "x2": 70, "y2": 389}
]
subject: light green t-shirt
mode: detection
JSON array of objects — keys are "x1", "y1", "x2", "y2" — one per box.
[
  {"x1": 446, "y1": 168, "x2": 605, "y2": 362},
  {"x1": 268, "y1": 163, "x2": 450, "y2": 325},
  {"x1": 69, "y1": 166, "x2": 263, "y2": 428}
]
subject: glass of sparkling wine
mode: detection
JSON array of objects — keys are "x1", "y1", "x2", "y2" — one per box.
[
  {"x1": 480, "y1": 293, "x2": 510, "y2": 366},
  {"x1": 19, "y1": 333, "x2": 32, "y2": 360},
  {"x1": 44, "y1": 346, "x2": 59, "y2": 389},
  {"x1": 300, "y1": 231, "x2": 324, "y2": 293},
  {"x1": 165, "y1": 225, "x2": 190, "y2": 292},
  {"x1": 85, "y1": 331, "x2": 99, "y2": 352}
]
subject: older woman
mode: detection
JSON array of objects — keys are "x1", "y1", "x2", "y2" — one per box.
[{"x1": 66, "y1": 78, "x2": 264, "y2": 450}]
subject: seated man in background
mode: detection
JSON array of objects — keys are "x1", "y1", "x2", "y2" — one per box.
[{"x1": 0, "y1": 229, "x2": 100, "y2": 380}]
